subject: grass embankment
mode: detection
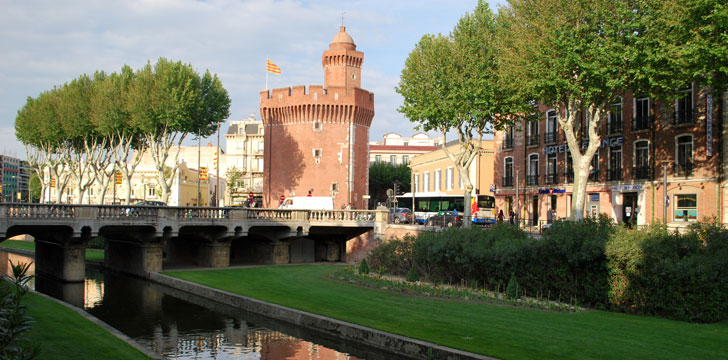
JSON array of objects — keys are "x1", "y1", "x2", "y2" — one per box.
[
  {"x1": 1, "y1": 242, "x2": 145, "y2": 359},
  {"x1": 0, "y1": 239, "x2": 105, "y2": 261},
  {"x1": 24, "y1": 290, "x2": 152, "y2": 360},
  {"x1": 165, "y1": 264, "x2": 728, "y2": 360}
]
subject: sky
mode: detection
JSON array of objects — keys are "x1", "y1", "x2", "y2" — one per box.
[{"x1": 0, "y1": 0, "x2": 506, "y2": 159}]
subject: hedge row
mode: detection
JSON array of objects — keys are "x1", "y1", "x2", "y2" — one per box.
[{"x1": 366, "y1": 218, "x2": 728, "y2": 323}]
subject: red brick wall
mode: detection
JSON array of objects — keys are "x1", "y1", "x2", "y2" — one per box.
[{"x1": 260, "y1": 29, "x2": 374, "y2": 209}]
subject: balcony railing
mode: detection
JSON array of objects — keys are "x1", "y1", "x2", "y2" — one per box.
[
  {"x1": 565, "y1": 170, "x2": 574, "y2": 183},
  {"x1": 526, "y1": 174, "x2": 539, "y2": 186},
  {"x1": 544, "y1": 132, "x2": 558, "y2": 144},
  {"x1": 633, "y1": 166, "x2": 650, "y2": 180},
  {"x1": 607, "y1": 168, "x2": 623, "y2": 181},
  {"x1": 544, "y1": 173, "x2": 559, "y2": 185},
  {"x1": 676, "y1": 162, "x2": 693, "y2": 176},
  {"x1": 503, "y1": 137, "x2": 514, "y2": 150},
  {"x1": 527, "y1": 134, "x2": 540, "y2": 146},
  {"x1": 608, "y1": 121, "x2": 623, "y2": 135},
  {"x1": 588, "y1": 170, "x2": 600, "y2": 182},
  {"x1": 502, "y1": 175, "x2": 514, "y2": 187}
]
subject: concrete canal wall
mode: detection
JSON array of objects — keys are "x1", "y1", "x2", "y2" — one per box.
[{"x1": 149, "y1": 272, "x2": 497, "y2": 360}]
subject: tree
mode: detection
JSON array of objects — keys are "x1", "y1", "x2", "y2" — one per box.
[
  {"x1": 15, "y1": 88, "x2": 71, "y2": 204},
  {"x1": 129, "y1": 58, "x2": 230, "y2": 204},
  {"x1": 498, "y1": 0, "x2": 656, "y2": 220},
  {"x1": 397, "y1": 1, "x2": 528, "y2": 227},
  {"x1": 28, "y1": 173, "x2": 41, "y2": 203},
  {"x1": 92, "y1": 66, "x2": 144, "y2": 204},
  {"x1": 225, "y1": 166, "x2": 243, "y2": 204},
  {"x1": 636, "y1": 0, "x2": 728, "y2": 95},
  {"x1": 499, "y1": 0, "x2": 727, "y2": 220},
  {"x1": 368, "y1": 162, "x2": 411, "y2": 207}
]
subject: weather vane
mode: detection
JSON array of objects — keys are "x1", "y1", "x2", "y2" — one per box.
[{"x1": 341, "y1": 10, "x2": 346, "y2": 26}]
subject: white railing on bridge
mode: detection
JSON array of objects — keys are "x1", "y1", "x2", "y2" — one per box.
[
  {"x1": 3, "y1": 203, "x2": 76, "y2": 219},
  {"x1": 1, "y1": 203, "x2": 379, "y2": 224}
]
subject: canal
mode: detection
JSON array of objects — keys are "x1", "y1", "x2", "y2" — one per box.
[{"x1": 0, "y1": 250, "x2": 406, "y2": 360}]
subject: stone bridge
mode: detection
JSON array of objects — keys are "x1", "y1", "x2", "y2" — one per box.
[{"x1": 0, "y1": 204, "x2": 388, "y2": 282}]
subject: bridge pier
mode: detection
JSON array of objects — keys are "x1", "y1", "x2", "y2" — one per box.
[
  {"x1": 35, "y1": 238, "x2": 87, "y2": 282},
  {"x1": 105, "y1": 239, "x2": 164, "y2": 278},
  {"x1": 271, "y1": 241, "x2": 290, "y2": 264},
  {"x1": 200, "y1": 240, "x2": 231, "y2": 268}
]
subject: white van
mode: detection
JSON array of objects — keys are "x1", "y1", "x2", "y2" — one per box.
[{"x1": 280, "y1": 196, "x2": 334, "y2": 210}]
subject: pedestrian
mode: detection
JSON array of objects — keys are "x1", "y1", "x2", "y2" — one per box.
[
  {"x1": 509, "y1": 209, "x2": 515, "y2": 225},
  {"x1": 498, "y1": 209, "x2": 504, "y2": 223}
]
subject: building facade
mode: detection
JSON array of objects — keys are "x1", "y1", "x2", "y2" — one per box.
[
  {"x1": 260, "y1": 26, "x2": 374, "y2": 209},
  {"x1": 368, "y1": 132, "x2": 440, "y2": 166},
  {"x1": 410, "y1": 140, "x2": 495, "y2": 198},
  {"x1": 223, "y1": 116, "x2": 265, "y2": 206},
  {"x1": 494, "y1": 87, "x2": 724, "y2": 229},
  {"x1": 0, "y1": 155, "x2": 20, "y2": 202}
]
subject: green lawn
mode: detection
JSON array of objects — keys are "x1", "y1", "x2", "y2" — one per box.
[
  {"x1": 24, "y1": 290, "x2": 151, "y2": 359},
  {"x1": 165, "y1": 265, "x2": 728, "y2": 360},
  {"x1": 0, "y1": 240, "x2": 104, "y2": 261}
]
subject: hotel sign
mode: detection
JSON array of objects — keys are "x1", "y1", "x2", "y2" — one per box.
[
  {"x1": 611, "y1": 184, "x2": 643, "y2": 192},
  {"x1": 543, "y1": 137, "x2": 623, "y2": 154}
]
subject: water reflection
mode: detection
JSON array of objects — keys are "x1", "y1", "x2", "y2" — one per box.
[{"x1": 1, "y1": 250, "x2": 366, "y2": 360}]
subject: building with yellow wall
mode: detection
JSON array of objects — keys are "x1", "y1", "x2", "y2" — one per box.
[{"x1": 409, "y1": 139, "x2": 495, "y2": 197}]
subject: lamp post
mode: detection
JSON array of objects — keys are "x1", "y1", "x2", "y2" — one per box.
[{"x1": 197, "y1": 127, "x2": 201, "y2": 207}]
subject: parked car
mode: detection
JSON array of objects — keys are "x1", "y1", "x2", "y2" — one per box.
[
  {"x1": 134, "y1": 201, "x2": 167, "y2": 207},
  {"x1": 126, "y1": 200, "x2": 167, "y2": 216},
  {"x1": 391, "y1": 208, "x2": 412, "y2": 224},
  {"x1": 426, "y1": 210, "x2": 463, "y2": 227}
]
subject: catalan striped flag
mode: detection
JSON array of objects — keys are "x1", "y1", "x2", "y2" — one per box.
[{"x1": 266, "y1": 59, "x2": 281, "y2": 75}]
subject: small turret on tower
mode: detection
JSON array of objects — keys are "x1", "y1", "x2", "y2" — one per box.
[{"x1": 322, "y1": 26, "x2": 363, "y2": 90}]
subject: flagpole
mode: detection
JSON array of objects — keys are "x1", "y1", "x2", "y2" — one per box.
[{"x1": 266, "y1": 57, "x2": 269, "y2": 90}]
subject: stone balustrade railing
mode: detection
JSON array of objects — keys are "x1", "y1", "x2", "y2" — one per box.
[{"x1": 0, "y1": 203, "x2": 381, "y2": 224}]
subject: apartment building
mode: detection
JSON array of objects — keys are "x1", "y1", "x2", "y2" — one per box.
[{"x1": 494, "y1": 87, "x2": 724, "y2": 229}]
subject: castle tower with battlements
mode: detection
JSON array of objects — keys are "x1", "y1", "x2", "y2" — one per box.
[{"x1": 260, "y1": 26, "x2": 375, "y2": 209}]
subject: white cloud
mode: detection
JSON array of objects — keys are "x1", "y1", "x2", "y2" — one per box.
[{"x1": 0, "y1": 0, "x2": 505, "y2": 157}]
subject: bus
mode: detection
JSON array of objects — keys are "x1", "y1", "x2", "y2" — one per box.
[{"x1": 396, "y1": 193, "x2": 497, "y2": 225}]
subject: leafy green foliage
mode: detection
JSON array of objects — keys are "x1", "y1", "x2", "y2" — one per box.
[
  {"x1": 0, "y1": 261, "x2": 40, "y2": 360},
  {"x1": 505, "y1": 273, "x2": 520, "y2": 300},
  {"x1": 366, "y1": 235, "x2": 416, "y2": 276},
  {"x1": 28, "y1": 173, "x2": 41, "y2": 203},
  {"x1": 607, "y1": 222, "x2": 728, "y2": 322},
  {"x1": 405, "y1": 266, "x2": 419, "y2": 282},
  {"x1": 358, "y1": 259, "x2": 369, "y2": 275},
  {"x1": 367, "y1": 219, "x2": 728, "y2": 322},
  {"x1": 368, "y1": 162, "x2": 410, "y2": 206}
]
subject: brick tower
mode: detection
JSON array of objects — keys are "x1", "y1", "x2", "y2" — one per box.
[{"x1": 260, "y1": 26, "x2": 375, "y2": 209}]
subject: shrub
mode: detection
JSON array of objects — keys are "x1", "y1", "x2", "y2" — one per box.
[
  {"x1": 534, "y1": 215, "x2": 615, "y2": 308},
  {"x1": 607, "y1": 222, "x2": 728, "y2": 322},
  {"x1": 406, "y1": 266, "x2": 419, "y2": 282},
  {"x1": 87, "y1": 236, "x2": 105, "y2": 250},
  {"x1": 505, "y1": 273, "x2": 520, "y2": 300},
  {"x1": 366, "y1": 235, "x2": 415, "y2": 275},
  {"x1": 365, "y1": 217, "x2": 728, "y2": 322},
  {"x1": 358, "y1": 259, "x2": 369, "y2": 275},
  {"x1": 0, "y1": 261, "x2": 41, "y2": 359}
]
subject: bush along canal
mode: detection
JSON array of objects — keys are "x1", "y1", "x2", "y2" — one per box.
[{"x1": 0, "y1": 249, "x2": 412, "y2": 360}]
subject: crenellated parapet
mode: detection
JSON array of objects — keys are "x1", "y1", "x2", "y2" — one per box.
[{"x1": 260, "y1": 85, "x2": 374, "y2": 127}]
